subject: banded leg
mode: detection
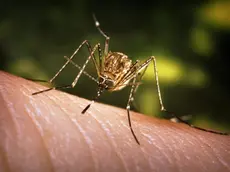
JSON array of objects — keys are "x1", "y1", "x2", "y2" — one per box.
[
  {"x1": 126, "y1": 62, "x2": 152, "y2": 145},
  {"x1": 63, "y1": 56, "x2": 98, "y2": 84},
  {"x1": 32, "y1": 43, "x2": 101, "y2": 95},
  {"x1": 126, "y1": 76, "x2": 141, "y2": 145},
  {"x1": 131, "y1": 64, "x2": 148, "y2": 106},
  {"x1": 50, "y1": 40, "x2": 100, "y2": 83},
  {"x1": 151, "y1": 56, "x2": 229, "y2": 135}
]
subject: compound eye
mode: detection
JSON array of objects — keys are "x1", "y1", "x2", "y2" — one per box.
[
  {"x1": 99, "y1": 77, "x2": 105, "y2": 83},
  {"x1": 105, "y1": 79, "x2": 114, "y2": 88}
]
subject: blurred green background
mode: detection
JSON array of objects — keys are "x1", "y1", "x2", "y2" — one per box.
[{"x1": 1, "y1": 1, "x2": 230, "y2": 132}]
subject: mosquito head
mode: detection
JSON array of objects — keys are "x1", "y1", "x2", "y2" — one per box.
[{"x1": 98, "y1": 75, "x2": 115, "y2": 90}]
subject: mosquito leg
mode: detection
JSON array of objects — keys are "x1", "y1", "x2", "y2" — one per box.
[
  {"x1": 130, "y1": 65, "x2": 149, "y2": 109},
  {"x1": 151, "y1": 56, "x2": 229, "y2": 135},
  {"x1": 126, "y1": 76, "x2": 140, "y2": 145},
  {"x1": 63, "y1": 56, "x2": 98, "y2": 84},
  {"x1": 49, "y1": 40, "x2": 99, "y2": 84},
  {"x1": 30, "y1": 40, "x2": 97, "y2": 89},
  {"x1": 24, "y1": 78, "x2": 49, "y2": 83},
  {"x1": 70, "y1": 43, "x2": 100, "y2": 87},
  {"x1": 32, "y1": 43, "x2": 101, "y2": 95},
  {"x1": 32, "y1": 85, "x2": 72, "y2": 95}
]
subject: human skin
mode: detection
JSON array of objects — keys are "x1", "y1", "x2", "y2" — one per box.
[{"x1": 0, "y1": 71, "x2": 230, "y2": 172}]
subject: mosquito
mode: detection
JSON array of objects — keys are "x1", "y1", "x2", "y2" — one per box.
[{"x1": 32, "y1": 15, "x2": 229, "y2": 145}]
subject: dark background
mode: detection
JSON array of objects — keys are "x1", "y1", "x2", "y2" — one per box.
[{"x1": 1, "y1": 1, "x2": 230, "y2": 132}]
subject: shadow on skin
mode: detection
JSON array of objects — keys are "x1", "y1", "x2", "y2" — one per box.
[{"x1": 0, "y1": 71, "x2": 230, "y2": 172}]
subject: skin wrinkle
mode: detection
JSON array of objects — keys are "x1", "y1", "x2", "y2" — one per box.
[
  {"x1": 82, "y1": 104, "x2": 111, "y2": 141},
  {"x1": 31, "y1": 82, "x2": 101, "y2": 171},
  {"x1": 0, "y1": 94, "x2": 12, "y2": 172},
  {"x1": 108, "y1": 117, "x2": 147, "y2": 172},
  {"x1": 1, "y1": 85, "x2": 18, "y2": 136},
  {"x1": 207, "y1": 135, "x2": 230, "y2": 165},
  {"x1": 23, "y1": 105, "x2": 55, "y2": 172},
  {"x1": 31, "y1": 93, "x2": 86, "y2": 171},
  {"x1": 68, "y1": 118, "x2": 97, "y2": 170},
  {"x1": 64, "y1": 116, "x2": 97, "y2": 171},
  {"x1": 159, "y1": 127, "x2": 181, "y2": 160},
  {"x1": 139, "y1": 146, "x2": 156, "y2": 171},
  {"x1": 39, "y1": 92, "x2": 88, "y2": 170},
  {"x1": 108, "y1": 99, "x2": 230, "y2": 171},
  {"x1": 120, "y1": 107, "x2": 180, "y2": 171},
  {"x1": 106, "y1": 119, "x2": 137, "y2": 167},
  {"x1": 153, "y1": 127, "x2": 181, "y2": 172},
  {"x1": 216, "y1": 136, "x2": 230, "y2": 149},
  {"x1": 168, "y1": 125, "x2": 229, "y2": 171},
  {"x1": 113, "y1": 112, "x2": 147, "y2": 171},
  {"x1": 160, "y1": 127, "x2": 198, "y2": 171},
  {"x1": 168, "y1": 126, "x2": 206, "y2": 171},
  {"x1": 208, "y1": 144, "x2": 230, "y2": 171},
  {"x1": 47, "y1": 94, "x2": 97, "y2": 172},
  {"x1": 148, "y1": 127, "x2": 175, "y2": 165},
  {"x1": 184, "y1": 131, "x2": 215, "y2": 161},
  {"x1": 179, "y1": 131, "x2": 207, "y2": 170},
  {"x1": 119, "y1": 114, "x2": 175, "y2": 171},
  {"x1": 126, "y1": 127, "x2": 149, "y2": 171},
  {"x1": 169, "y1": 139, "x2": 189, "y2": 172},
  {"x1": 140, "y1": 126, "x2": 172, "y2": 171},
  {"x1": 196, "y1": 136, "x2": 222, "y2": 171},
  {"x1": 0, "y1": 83, "x2": 21, "y2": 172},
  {"x1": 212, "y1": 147, "x2": 230, "y2": 170},
  {"x1": 195, "y1": 134, "x2": 230, "y2": 171},
  {"x1": 118, "y1": 113, "x2": 137, "y2": 141},
  {"x1": 118, "y1": 114, "x2": 145, "y2": 161},
  {"x1": 88, "y1": 109, "x2": 129, "y2": 172},
  {"x1": 105, "y1": 107, "x2": 147, "y2": 171},
  {"x1": 18, "y1": 89, "x2": 56, "y2": 171},
  {"x1": 135, "y1": 144, "x2": 148, "y2": 171},
  {"x1": 1, "y1": 71, "x2": 230, "y2": 172},
  {"x1": 66, "y1": 93, "x2": 86, "y2": 109},
  {"x1": 169, "y1": 115, "x2": 230, "y2": 165},
  {"x1": 22, "y1": 89, "x2": 55, "y2": 172},
  {"x1": 28, "y1": 85, "x2": 84, "y2": 171},
  {"x1": 206, "y1": 132, "x2": 230, "y2": 152},
  {"x1": 142, "y1": 128, "x2": 173, "y2": 163},
  {"x1": 0, "y1": 145, "x2": 11, "y2": 172},
  {"x1": 1, "y1": 75, "x2": 54, "y2": 172}
]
